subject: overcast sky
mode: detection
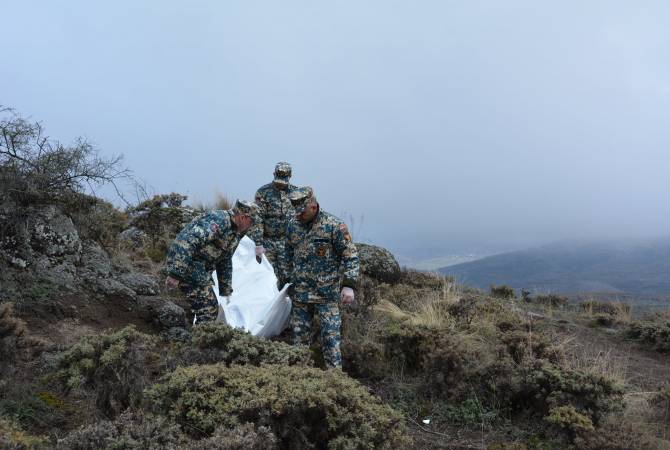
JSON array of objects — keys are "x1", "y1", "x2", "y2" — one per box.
[{"x1": 2, "y1": 1, "x2": 669, "y2": 259}]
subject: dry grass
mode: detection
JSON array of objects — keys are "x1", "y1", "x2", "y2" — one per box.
[
  {"x1": 563, "y1": 344, "x2": 630, "y2": 387},
  {"x1": 190, "y1": 190, "x2": 232, "y2": 211},
  {"x1": 373, "y1": 278, "x2": 460, "y2": 329},
  {"x1": 580, "y1": 299, "x2": 632, "y2": 324}
]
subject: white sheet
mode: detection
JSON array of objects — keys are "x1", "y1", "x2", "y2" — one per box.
[{"x1": 212, "y1": 236, "x2": 291, "y2": 338}]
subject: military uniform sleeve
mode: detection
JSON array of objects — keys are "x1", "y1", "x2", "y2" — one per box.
[
  {"x1": 333, "y1": 223, "x2": 359, "y2": 289},
  {"x1": 165, "y1": 225, "x2": 206, "y2": 282},
  {"x1": 284, "y1": 219, "x2": 297, "y2": 283},
  {"x1": 247, "y1": 189, "x2": 265, "y2": 246},
  {"x1": 215, "y1": 256, "x2": 233, "y2": 296}
]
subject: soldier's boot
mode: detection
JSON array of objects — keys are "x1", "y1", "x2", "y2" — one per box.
[
  {"x1": 186, "y1": 284, "x2": 219, "y2": 325},
  {"x1": 316, "y1": 303, "x2": 342, "y2": 369}
]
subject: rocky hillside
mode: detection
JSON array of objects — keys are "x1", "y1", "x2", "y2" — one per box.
[{"x1": 2, "y1": 110, "x2": 670, "y2": 449}]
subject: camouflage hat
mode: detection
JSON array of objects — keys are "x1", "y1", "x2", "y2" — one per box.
[
  {"x1": 289, "y1": 186, "x2": 314, "y2": 214},
  {"x1": 232, "y1": 199, "x2": 259, "y2": 216},
  {"x1": 273, "y1": 162, "x2": 292, "y2": 186}
]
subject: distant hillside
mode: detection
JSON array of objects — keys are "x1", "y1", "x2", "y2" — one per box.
[{"x1": 440, "y1": 238, "x2": 670, "y2": 296}]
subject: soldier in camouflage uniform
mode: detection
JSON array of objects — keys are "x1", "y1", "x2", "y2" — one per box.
[
  {"x1": 285, "y1": 186, "x2": 359, "y2": 369},
  {"x1": 248, "y1": 162, "x2": 296, "y2": 287},
  {"x1": 164, "y1": 200, "x2": 258, "y2": 325}
]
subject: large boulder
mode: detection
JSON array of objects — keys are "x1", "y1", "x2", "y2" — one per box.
[
  {"x1": 118, "y1": 273, "x2": 159, "y2": 296},
  {"x1": 355, "y1": 243, "x2": 401, "y2": 283},
  {"x1": 137, "y1": 297, "x2": 186, "y2": 329}
]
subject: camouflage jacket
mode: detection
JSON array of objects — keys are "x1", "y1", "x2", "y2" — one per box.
[
  {"x1": 286, "y1": 209, "x2": 359, "y2": 303},
  {"x1": 165, "y1": 209, "x2": 242, "y2": 296},
  {"x1": 248, "y1": 183, "x2": 296, "y2": 247}
]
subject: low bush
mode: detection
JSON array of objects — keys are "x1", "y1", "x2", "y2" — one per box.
[
  {"x1": 57, "y1": 410, "x2": 186, "y2": 450},
  {"x1": 625, "y1": 317, "x2": 670, "y2": 352},
  {"x1": 127, "y1": 193, "x2": 196, "y2": 262},
  {"x1": 176, "y1": 322, "x2": 312, "y2": 367},
  {"x1": 148, "y1": 363, "x2": 410, "y2": 449},
  {"x1": 55, "y1": 326, "x2": 162, "y2": 416},
  {"x1": 517, "y1": 362, "x2": 625, "y2": 425}
]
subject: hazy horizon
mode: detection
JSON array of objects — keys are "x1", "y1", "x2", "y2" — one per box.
[{"x1": 3, "y1": 1, "x2": 669, "y2": 259}]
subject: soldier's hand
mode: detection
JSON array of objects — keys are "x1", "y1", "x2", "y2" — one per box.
[
  {"x1": 165, "y1": 276, "x2": 179, "y2": 290},
  {"x1": 340, "y1": 287, "x2": 355, "y2": 305}
]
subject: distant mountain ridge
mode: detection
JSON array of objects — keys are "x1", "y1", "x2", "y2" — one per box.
[{"x1": 440, "y1": 238, "x2": 670, "y2": 296}]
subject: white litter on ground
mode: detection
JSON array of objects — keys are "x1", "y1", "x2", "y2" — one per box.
[{"x1": 212, "y1": 236, "x2": 291, "y2": 338}]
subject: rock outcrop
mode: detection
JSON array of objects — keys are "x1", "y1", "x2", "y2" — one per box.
[{"x1": 355, "y1": 243, "x2": 401, "y2": 283}]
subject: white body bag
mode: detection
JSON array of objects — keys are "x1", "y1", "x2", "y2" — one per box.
[{"x1": 212, "y1": 236, "x2": 291, "y2": 338}]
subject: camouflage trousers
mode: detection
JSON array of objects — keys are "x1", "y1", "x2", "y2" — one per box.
[
  {"x1": 264, "y1": 238, "x2": 288, "y2": 287},
  {"x1": 179, "y1": 283, "x2": 219, "y2": 325},
  {"x1": 290, "y1": 301, "x2": 342, "y2": 369}
]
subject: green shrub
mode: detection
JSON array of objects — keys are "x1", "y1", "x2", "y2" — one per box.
[
  {"x1": 177, "y1": 323, "x2": 312, "y2": 367},
  {"x1": 626, "y1": 319, "x2": 670, "y2": 352},
  {"x1": 148, "y1": 364, "x2": 410, "y2": 449},
  {"x1": 545, "y1": 405, "x2": 594, "y2": 435},
  {"x1": 127, "y1": 193, "x2": 196, "y2": 261},
  {"x1": 190, "y1": 423, "x2": 278, "y2": 450},
  {"x1": 57, "y1": 410, "x2": 187, "y2": 450},
  {"x1": 490, "y1": 285, "x2": 515, "y2": 299},
  {"x1": 517, "y1": 362, "x2": 624, "y2": 425},
  {"x1": 66, "y1": 196, "x2": 128, "y2": 249},
  {"x1": 55, "y1": 326, "x2": 162, "y2": 416}
]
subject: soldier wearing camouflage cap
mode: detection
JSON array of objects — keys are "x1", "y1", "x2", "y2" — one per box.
[
  {"x1": 248, "y1": 162, "x2": 297, "y2": 287},
  {"x1": 285, "y1": 186, "x2": 360, "y2": 369},
  {"x1": 165, "y1": 199, "x2": 258, "y2": 324}
]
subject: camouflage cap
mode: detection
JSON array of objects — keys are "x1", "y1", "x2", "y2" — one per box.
[
  {"x1": 232, "y1": 199, "x2": 259, "y2": 216},
  {"x1": 288, "y1": 186, "x2": 314, "y2": 214},
  {"x1": 273, "y1": 162, "x2": 292, "y2": 185}
]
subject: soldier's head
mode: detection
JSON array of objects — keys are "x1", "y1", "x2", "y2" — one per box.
[
  {"x1": 231, "y1": 199, "x2": 259, "y2": 233},
  {"x1": 289, "y1": 186, "x2": 318, "y2": 223},
  {"x1": 272, "y1": 162, "x2": 292, "y2": 190}
]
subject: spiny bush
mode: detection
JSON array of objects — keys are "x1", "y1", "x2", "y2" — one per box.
[
  {"x1": 517, "y1": 361, "x2": 625, "y2": 425},
  {"x1": 545, "y1": 405, "x2": 595, "y2": 436},
  {"x1": 57, "y1": 410, "x2": 186, "y2": 450},
  {"x1": 501, "y1": 329, "x2": 565, "y2": 365},
  {"x1": 127, "y1": 193, "x2": 196, "y2": 261},
  {"x1": 625, "y1": 317, "x2": 670, "y2": 352},
  {"x1": 189, "y1": 423, "x2": 278, "y2": 450},
  {"x1": 176, "y1": 322, "x2": 312, "y2": 367},
  {"x1": 65, "y1": 195, "x2": 127, "y2": 249},
  {"x1": 55, "y1": 326, "x2": 162, "y2": 416},
  {"x1": 148, "y1": 363, "x2": 411, "y2": 449}
]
